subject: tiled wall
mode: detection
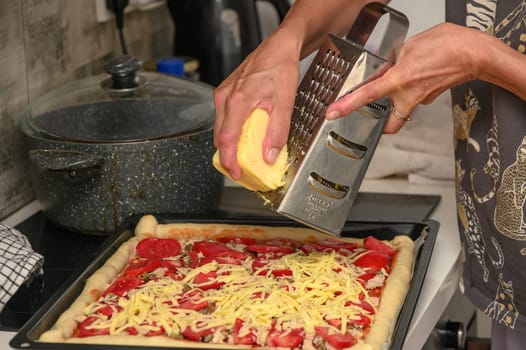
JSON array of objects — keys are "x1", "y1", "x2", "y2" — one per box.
[{"x1": 0, "y1": 0, "x2": 173, "y2": 220}]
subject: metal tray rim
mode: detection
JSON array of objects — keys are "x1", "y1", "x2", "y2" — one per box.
[{"x1": 10, "y1": 215, "x2": 439, "y2": 350}]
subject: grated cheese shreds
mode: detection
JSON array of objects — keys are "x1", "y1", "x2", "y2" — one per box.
[{"x1": 82, "y1": 244, "x2": 379, "y2": 339}]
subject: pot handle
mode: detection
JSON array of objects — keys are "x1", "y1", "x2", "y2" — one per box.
[{"x1": 28, "y1": 149, "x2": 104, "y2": 182}]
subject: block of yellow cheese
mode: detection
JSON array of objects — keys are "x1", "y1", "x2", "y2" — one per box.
[{"x1": 212, "y1": 109, "x2": 288, "y2": 192}]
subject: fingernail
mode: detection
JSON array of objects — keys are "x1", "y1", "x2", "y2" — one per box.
[
  {"x1": 267, "y1": 148, "x2": 280, "y2": 164},
  {"x1": 326, "y1": 110, "x2": 340, "y2": 120}
]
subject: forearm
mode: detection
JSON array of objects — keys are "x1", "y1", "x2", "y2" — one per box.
[{"x1": 276, "y1": 0, "x2": 383, "y2": 59}]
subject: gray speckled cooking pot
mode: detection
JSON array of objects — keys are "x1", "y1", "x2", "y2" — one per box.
[{"x1": 21, "y1": 56, "x2": 224, "y2": 234}]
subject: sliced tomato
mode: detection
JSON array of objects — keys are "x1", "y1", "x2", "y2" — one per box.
[
  {"x1": 192, "y1": 241, "x2": 230, "y2": 256},
  {"x1": 314, "y1": 326, "x2": 356, "y2": 349},
  {"x1": 177, "y1": 290, "x2": 208, "y2": 311},
  {"x1": 194, "y1": 271, "x2": 224, "y2": 290},
  {"x1": 348, "y1": 314, "x2": 371, "y2": 327},
  {"x1": 251, "y1": 291, "x2": 270, "y2": 299},
  {"x1": 182, "y1": 325, "x2": 215, "y2": 341},
  {"x1": 160, "y1": 258, "x2": 183, "y2": 270},
  {"x1": 262, "y1": 238, "x2": 302, "y2": 248},
  {"x1": 320, "y1": 238, "x2": 358, "y2": 250},
  {"x1": 199, "y1": 250, "x2": 249, "y2": 266},
  {"x1": 95, "y1": 303, "x2": 121, "y2": 317},
  {"x1": 358, "y1": 298, "x2": 375, "y2": 315},
  {"x1": 267, "y1": 327, "x2": 304, "y2": 348},
  {"x1": 246, "y1": 244, "x2": 295, "y2": 254},
  {"x1": 327, "y1": 315, "x2": 370, "y2": 328},
  {"x1": 77, "y1": 316, "x2": 110, "y2": 337},
  {"x1": 103, "y1": 275, "x2": 144, "y2": 297},
  {"x1": 271, "y1": 268, "x2": 293, "y2": 277},
  {"x1": 125, "y1": 327, "x2": 138, "y2": 335},
  {"x1": 353, "y1": 251, "x2": 391, "y2": 272},
  {"x1": 357, "y1": 272, "x2": 377, "y2": 287},
  {"x1": 124, "y1": 257, "x2": 161, "y2": 276},
  {"x1": 184, "y1": 250, "x2": 200, "y2": 268},
  {"x1": 368, "y1": 287, "x2": 383, "y2": 298},
  {"x1": 145, "y1": 325, "x2": 165, "y2": 336},
  {"x1": 216, "y1": 236, "x2": 256, "y2": 245},
  {"x1": 300, "y1": 242, "x2": 335, "y2": 254},
  {"x1": 252, "y1": 256, "x2": 270, "y2": 270},
  {"x1": 363, "y1": 236, "x2": 397, "y2": 256},
  {"x1": 136, "y1": 238, "x2": 181, "y2": 258},
  {"x1": 233, "y1": 318, "x2": 257, "y2": 345}
]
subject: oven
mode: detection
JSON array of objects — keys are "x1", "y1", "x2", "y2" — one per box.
[{"x1": 423, "y1": 289, "x2": 479, "y2": 350}]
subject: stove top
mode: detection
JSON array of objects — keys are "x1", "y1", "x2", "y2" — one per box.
[
  {"x1": 0, "y1": 212, "x2": 107, "y2": 331},
  {"x1": 0, "y1": 188, "x2": 441, "y2": 331}
]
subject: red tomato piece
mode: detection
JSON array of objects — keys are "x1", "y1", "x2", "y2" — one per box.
[
  {"x1": 233, "y1": 318, "x2": 258, "y2": 345},
  {"x1": 348, "y1": 314, "x2": 371, "y2": 327},
  {"x1": 160, "y1": 258, "x2": 183, "y2": 270},
  {"x1": 300, "y1": 242, "x2": 335, "y2": 254},
  {"x1": 364, "y1": 236, "x2": 397, "y2": 256},
  {"x1": 271, "y1": 268, "x2": 293, "y2": 277},
  {"x1": 353, "y1": 251, "x2": 391, "y2": 272},
  {"x1": 194, "y1": 271, "x2": 224, "y2": 290},
  {"x1": 144, "y1": 324, "x2": 165, "y2": 336},
  {"x1": 125, "y1": 327, "x2": 138, "y2": 335},
  {"x1": 136, "y1": 238, "x2": 181, "y2": 258},
  {"x1": 320, "y1": 238, "x2": 358, "y2": 250},
  {"x1": 262, "y1": 238, "x2": 302, "y2": 248},
  {"x1": 246, "y1": 244, "x2": 295, "y2": 254},
  {"x1": 95, "y1": 303, "x2": 122, "y2": 317},
  {"x1": 216, "y1": 236, "x2": 256, "y2": 245},
  {"x1": 124, "y1": 257, "x2": 161, "y2": 276},
  {"x1": 314, "y1": 326, "x2": 357, "y2": 349},
  {"x1": 267, "y1": 327, "x2": 304, "y2": 348},
  {"x1": 177, "y1": 290, "x2": 208, "y2": 311},
  {"x1": 252, "y1": 256, "x2": 270, "y2": 270},
  {"x1": 251, "y1": 291, "x2": 270, "y2": 299},
  {"x1": 357, "y1": 272, "x2": 377, "y2": 287},
  {"x1": 77, "y1": 316, "x2": 110, "y2": 337},
  {"x1": 185, "y1": 250, "x2": 200, "y2": 268},
  {"x1": 182, "y1": 325, "x2": 215, "y2": 341},
  {"x1": 192, "y1": 241, "x2": 230, "y2": 256},
  {"x1": 368, "y1": 287, "x2": 383, "y2": 298},
  {"x1": 199, "y1": 250, "x2": 249, "y2": 266},
  {"x1": 103, "y1": 275, "x2": 144, "y2": 297}
]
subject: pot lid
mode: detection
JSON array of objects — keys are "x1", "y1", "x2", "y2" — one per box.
[{"x1": 24, "y1": 55, "x2": 215, "y2": 143}]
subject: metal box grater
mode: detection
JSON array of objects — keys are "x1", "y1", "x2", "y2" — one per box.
[{"x1": 257, "y1": 3, "x2": 409, "y2": 235}]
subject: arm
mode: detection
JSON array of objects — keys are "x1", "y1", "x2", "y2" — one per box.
[
  {"x1": 326, "y1": 23, "x2": 526, "y2": 133},
  {"x1": 213, "y1": 0, "x2": 379, "y2": 179}
]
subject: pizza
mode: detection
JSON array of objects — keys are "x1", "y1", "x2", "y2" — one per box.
[{"x1": 39, "y1": 215, "x2": 414, "y2": 350}]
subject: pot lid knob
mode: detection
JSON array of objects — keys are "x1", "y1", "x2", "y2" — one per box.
[{"x1": 101, "y1": 55, "x2": 147, "y2": 92}]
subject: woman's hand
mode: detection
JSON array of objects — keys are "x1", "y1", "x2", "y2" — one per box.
[
  {"x1": 213, "y1": 28, "x2": 302, "y2": 180},
  {"x1": 326, "y1": 22, "x2": 485, "y2": 132}
]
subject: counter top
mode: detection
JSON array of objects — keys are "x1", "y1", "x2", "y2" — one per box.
[
  {"x1": 359, "y1": 178, "x2": 461, "y2": 349},
  {"x1": 0, "y1": 177, "x2": 461, "y2": 349}
]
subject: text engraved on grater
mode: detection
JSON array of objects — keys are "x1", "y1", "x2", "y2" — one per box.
[{"x1": 304, "y1": 194, "x2": 334, "y2": 222}]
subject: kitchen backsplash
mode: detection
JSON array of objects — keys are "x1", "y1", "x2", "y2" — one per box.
[{"x1": 0, "y1": 0, "x2": 173, "y2": 220}]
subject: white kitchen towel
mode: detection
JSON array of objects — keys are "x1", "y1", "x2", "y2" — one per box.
[
  {"x1": 0, "y1": 224, "x2": 44, "y2": 312},
  {"x1": 366, "y1": 92, "x2": 456, "y2": 184}
]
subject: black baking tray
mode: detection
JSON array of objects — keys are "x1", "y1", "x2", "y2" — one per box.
[{"x1": 10, "y1": 214, "x2": 439, "y2": 350}]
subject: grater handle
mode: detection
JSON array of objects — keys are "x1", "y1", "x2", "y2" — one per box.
[{"x1": 345, "y1": 2, "x2": 408, "y2": 63}]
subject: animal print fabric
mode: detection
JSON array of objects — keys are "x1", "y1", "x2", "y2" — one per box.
[{"x1": 447, "y1": 0, "x2": 526, "y2": 332}]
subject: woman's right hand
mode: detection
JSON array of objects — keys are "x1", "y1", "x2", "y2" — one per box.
[{"x1": 213, "y1": 27, "x2": 303, "y2": 180}]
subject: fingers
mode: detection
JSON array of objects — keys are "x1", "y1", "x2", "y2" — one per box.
[
  {"x1": 263, "y1": 103, "x2": 294, "y2": 164},
  {"x1": 215, "y1": 88, "x2": 258, "y2": 180},
  {"x1": 325, "y1": 74, "x2": 414, "y2": 134}
]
